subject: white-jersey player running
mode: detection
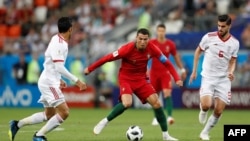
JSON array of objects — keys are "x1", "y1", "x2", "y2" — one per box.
[
  {"x1": 189, "y1": 14, "x2": 239, "y2": 140},
  {"x1": 8, "y1": 17, "x2": 87, "y2": 141}
]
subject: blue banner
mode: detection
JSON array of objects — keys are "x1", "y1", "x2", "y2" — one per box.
[{"x1": 0, "y1": 85, "x2": 42, "y2": 107}]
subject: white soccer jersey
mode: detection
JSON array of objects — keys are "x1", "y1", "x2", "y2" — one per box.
[
  {"x1": 38, "y1": 34, "x2": 68, "y2": 86},
  {"x1": 199, "y1": 31, "x2": 239, "y2": 77}
]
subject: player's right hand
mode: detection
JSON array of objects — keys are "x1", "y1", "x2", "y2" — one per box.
[
  {"x1": 189, "y1": 72, "x2": 197, "y2": 84},
  {"x1": 84, "y1": 68, "x2": 90, "y2": 75},
  {"x1": 75, "y1": 80, "x2": 87, "y2": 91},
  {"x1": 176, "y1": 80, "x2": 183, "y2": 87}
]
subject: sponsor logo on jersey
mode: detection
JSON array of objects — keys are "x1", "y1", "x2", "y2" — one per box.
[{"x1": 113, "y1": 50, "x2": 119, "y2": 57}]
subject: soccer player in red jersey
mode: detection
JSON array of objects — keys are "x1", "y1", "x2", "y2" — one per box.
[
  {"x1": 84, "y1": 28, "x2": 183, "y2": 140},
  {"x1": 149, "y1": 24, "x2": 187, "y2": 126}
]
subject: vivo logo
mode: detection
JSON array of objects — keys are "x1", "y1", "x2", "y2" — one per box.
[{"x1": 0, "y1": 86, "x2": 32, "y2": 106}]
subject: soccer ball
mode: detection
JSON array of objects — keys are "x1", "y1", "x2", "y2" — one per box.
[{"x1": 126, "y1": 125, "x2": 143, "y2": 141}]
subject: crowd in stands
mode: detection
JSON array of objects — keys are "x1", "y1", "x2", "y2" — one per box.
[{"x1": 0, "y1": 0, "x2": 250, "y2": 90}]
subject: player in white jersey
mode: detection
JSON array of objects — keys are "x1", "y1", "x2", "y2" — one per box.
[
  {"x1": 189, "y1": 14, "x2": 239, "y2": 140},
  {"x1": 8, "y1": 17, "x2": 87, "y2": 141}
]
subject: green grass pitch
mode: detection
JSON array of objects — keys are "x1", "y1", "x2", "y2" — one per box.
[{"x1": 0, "y1": 108, "x2": 249, "y2": 141}]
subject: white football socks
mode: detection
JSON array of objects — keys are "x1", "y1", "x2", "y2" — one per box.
[
  {"x1": 18, "y1": 112, "x2": 47, "y2": 128},
  {"x1": 36, "y1": 114, "x2": 64, "y2": 136},
  {"x1": 202, "y1": 114, "x2": 219, "y2": 134}
]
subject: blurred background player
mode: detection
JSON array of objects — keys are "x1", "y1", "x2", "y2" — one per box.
[
  {"x1": 189, "y1": 14, "x2": 239, "y2": 140},
  {"x1": 84, "y1": 28, "x2": 183, "y2": 141},
  {"x1": 8, "y1": 17, "x2": 87, "y2": 141},
  {"x1": 149, "y1": 23, "x2": 187, "y2": 126}
]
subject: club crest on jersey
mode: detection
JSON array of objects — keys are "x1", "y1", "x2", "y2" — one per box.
[
  {"x1": 147, "y1": 54, "x2": 151, "y2": 59},
  {"x1": 165, "y1": 46, "x2": 170, "y2": 52},
  {"x1": 132, "y1": 60, "x2": 136, "y2": 64}
]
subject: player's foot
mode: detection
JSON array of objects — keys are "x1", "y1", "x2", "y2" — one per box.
[
  {"x1": 163, "y1": 134, "x2": 178, "y2": 141},
  {"x1": 93, "y1": 118, "x2": 108, "y2": 135},
  {"x1": 199, "y1": 104, "x2": 208, "y2": 124},
  {"x1": 199, "y1": 132, "x2": 210, "y2": 140},
  {"x1": 8, "y1": 120, "x2": 19, "y2": 141},
  {"x1": 167, "y1": 117, "x2": 175, "y2": 125},
  {"x1": 33, "y1": 132, "x2": 48, "y2": 141},
  {"x1": 151, "y1": 118, "x2": 159, "y2": 126}
]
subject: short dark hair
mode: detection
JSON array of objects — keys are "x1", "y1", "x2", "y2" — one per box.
[
  {"x1": 57, "y1": 17, "x2": 72, "y2": 33},
  {"x1": 137, "y1": 28, "x2": 150, "y2": 36},
  {"x1": 157, "y1": 23, "x2": 166, "y2": 29},
  {"x1": 218, "y1": 14, "x2": 231, "y2": 25}
]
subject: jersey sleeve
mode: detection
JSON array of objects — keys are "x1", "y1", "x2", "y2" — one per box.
[
  {"x1": 199, "y1": 34, "x2": 209, "y2": 51},
  {"x1": 170, "y1": 41, "x2": 177, "y2": 56},
  {"x1": 232, "y1": 40, "x2": 239, "y2": 58},
  {"x1": 88, "y1": 44, "x2": 129, "y2": 72}
]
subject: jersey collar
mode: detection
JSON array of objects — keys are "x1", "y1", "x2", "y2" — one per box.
[{"x1": 217, "y1": 32, "x2": 231, "y2": 42}]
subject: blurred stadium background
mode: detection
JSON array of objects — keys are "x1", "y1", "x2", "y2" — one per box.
[{"x1": 0, "y1": 0, "x2": 250, "y2": 111}]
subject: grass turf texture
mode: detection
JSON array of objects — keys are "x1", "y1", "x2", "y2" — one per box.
[{"x1": 1, "y1": 108, "x2": 249, "y2": 141}]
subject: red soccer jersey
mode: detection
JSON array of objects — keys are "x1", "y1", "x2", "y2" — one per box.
[
  {"x1": 88, "y1": 41, "x2": 180, "y2": 81},
  {"x1": 150, "y1": 39, "x2": 177, "y2": 74}
]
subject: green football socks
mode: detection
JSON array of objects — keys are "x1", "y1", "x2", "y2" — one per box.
[
  {"x1": 154, "y1": 107, "x2": 167, "y2": 131},
  {"x1": 107, "y1": 103, "x2": 127, "y2": 121},
  {"x1": 165, "y1": 97, "x2": 173, "y2": 117}
]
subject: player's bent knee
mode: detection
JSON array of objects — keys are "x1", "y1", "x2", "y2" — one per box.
[
  {"x1": 122, "y1": 102, "x2": 132, "y2": 108},
  {"x1": 58, "y1": 108, "x2": 70, "y2": 120},
  {"x1": 151, "y1": 101, "x2": 161, "y2": 109},
  {"x1": 201, "y1": 103, "x2": 211, "y2": 111},
  {"x1": 46, "y1": 113, "x2": 56, "y2": 120},
  {"x1": 213, "y1": 109, "x2": 223, "y2": 117}
]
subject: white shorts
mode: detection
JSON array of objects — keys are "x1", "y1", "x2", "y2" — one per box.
[
  {"x1": 38, "y1": 85, "x2": 65, "y2": 108},
  {"x1": 200, "y1": 76, "x2": 231, "y2": 105}
]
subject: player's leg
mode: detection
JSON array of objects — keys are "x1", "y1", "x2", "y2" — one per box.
[
  {"x1": 8, "y1": 87, "x2": 53, "y2": 141},
  {"x1": 33, "y1": 86, "x2": 67, "y2": 140},
  {"x1": 200, "y1": 77, "x2": 230, "y2": 140},
  {"x1": 93, "y1": 80, "x2": 133, "y2": 135},
  {"x1": 199, "y1": 95, "x2": 213, "y2": 124},
  {"x1": 199, "y1": 77, "x2": 214, "y2": 125},
  {"x1": 200, "y1": 98, "x2": 226, "y2": 140},
  {"x1": 147, "y1": 93, "x2": 178, "y2": 141},
  {"x1": 149, "y1": 75, "x2": 161, "y2": 125},
  {"x1": 162, "y1": 88, "x2": 175, "y2": 125},
  {"x1": 34, "y1": 102, "x2": 68, "y2": 138},
  {"x1": 199, "y1": 95, "x2": 213, "y2": 140},
  {"x1": 152, "y1": 88, "x2": 173, "y2": 126},
  {"x1": 8, "y1": 110, "x2": 49, "y2": 141},
  {"x1": 93, "y1": 94, "x2": 132, "y2": 134}
]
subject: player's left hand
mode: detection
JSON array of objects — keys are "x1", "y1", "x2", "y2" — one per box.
[
  {"x1": 176, "y1": 80, "x2": 183, "y2": 87},
  {"x1": 84, "y1": 68, "x2": 90, "y2": 75},
  {"x1": 228, "y1": 73, "x2": 234, "y2": 81},
  {"x1": 60, "y1": 79, "x2": 67, "y2": 89},
  {"x1": 181, "y1": 71, "x2": 187, "y2": 81},
  {"x1": 180, "y1": 68, "x2": 187, "y2": 81}
]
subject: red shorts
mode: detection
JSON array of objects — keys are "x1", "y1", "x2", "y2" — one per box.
[
  {"x1": 119, "y1": 78, "x2": 156, "y2": 104},
  {"x1": 150, "y1": 72, "x2": 172, "y2": 93}
]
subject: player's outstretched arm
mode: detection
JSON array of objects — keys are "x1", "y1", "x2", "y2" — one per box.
[
  {"x1": 189, "y1": 46, "x2": 202, "y2": 84},
  {"x1": 86, "y1": 52, "x2": 120, "y2": 74},
  {"x1": 173, "y1": 53, "x2": 187, "y2": 80},
  {"x1": 228, "y1": 57, "x2": 237, "y2": 81},
  {"x1": 84, "y1": 68, "x2": 90, "y2": 75},
  {"x1": 55, "y1": 62, "x2": 87, "y2": 91},
  {"x1": 75, "y1": 79, "x2": 87, "y2": 91},
  {"x1": 158, "y1": 54, "x2": 183, "y2": 87}
]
